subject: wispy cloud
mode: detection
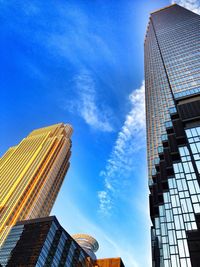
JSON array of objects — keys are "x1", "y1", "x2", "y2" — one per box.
[
  {"x1": 1, "y1": 1, "x2": 116, "y2": 69},
  {"x1": 45, "y1": 3, "x2": 116, "y2": 68},
  {"x1": 98, "y1": 81, "x2": 146, "y2": 214},
  {"x1": 172, "y1": 0, "x2": 200, "y2": 14},
  {"x1": 67, "y1": 69, "x2": 114, "y2": 132}
]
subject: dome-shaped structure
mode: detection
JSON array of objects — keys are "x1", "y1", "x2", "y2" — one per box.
[{"x1": 72, "y1": 234, "x2": 99, "y2": 260}]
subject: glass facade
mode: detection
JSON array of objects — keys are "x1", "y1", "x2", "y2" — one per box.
[
  {"x1": 152, "y1": 9, "x2": 200, "y2": 97},
  {"x1": 145, "y1": 4, "x2": 200, "y2": 267},
  {"x1": 145, "y1": 12, "x2": 175, "y2": 182},
  {"x1": 0, "y1": 225, "x2": 24, "y2": 267}
]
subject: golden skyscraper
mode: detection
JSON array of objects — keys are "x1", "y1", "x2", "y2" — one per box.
[{"x1": 0, "y1": 123, "x2": 72, "y2": 245}]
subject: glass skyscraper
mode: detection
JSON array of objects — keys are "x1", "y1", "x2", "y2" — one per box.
[
  {"x1": 145, "y1": 4, "x2": 200, "y2": 267},
  {"x1": 0, "y1": 123, "x2": 72, "y2": 246}
]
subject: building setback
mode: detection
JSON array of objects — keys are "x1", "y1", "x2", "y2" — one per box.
[
  {"x1": 145, "y1": 4, "x2": 200, "y2": 267},
  {"x1": 0, "y1": 123, "x2": 72, "y2": 246}
]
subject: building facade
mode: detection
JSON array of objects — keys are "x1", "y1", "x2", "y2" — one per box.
[
  {"x1": 0, "y1": 216, "x2": 93, "y2": 267},
  {"x1": 145, "y1": 4, "x2": 200, "y2": 267},
  {"x1": 0, "y1": 216, "x2": 124, "y2": 267},
  {"x1": 0, "y1": 123, "x2": 72, "y2": 246},
  {"x1": 95, "y1": 258, "x2": 125, "y2": 267}
]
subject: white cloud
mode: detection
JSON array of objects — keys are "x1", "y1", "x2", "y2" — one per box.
[
  {"x1": 172, "y1": 0, "x2": 200, "y2": 14},
  {"x1": 69, "y1": 69, "x2": 113, "y2": 132},
  {"x1": 98, "y1": 81, "x2": 146, "y2": 214}
]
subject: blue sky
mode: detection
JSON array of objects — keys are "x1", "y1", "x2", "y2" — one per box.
[{"x1": 1, "y1": 0, "x2": 199, "y2": 266}]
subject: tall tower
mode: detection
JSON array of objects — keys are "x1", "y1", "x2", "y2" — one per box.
[
  {"x1": 145, "y1": 4, "x2": 200, "y2": 267},
  {"x1": 0, "y1": 123, "x2": 72, "y2": 246}
]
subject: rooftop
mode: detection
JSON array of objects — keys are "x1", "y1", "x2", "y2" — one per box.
[{"x1": 150, "y1": 3, "x2": 177, "y2": 15}]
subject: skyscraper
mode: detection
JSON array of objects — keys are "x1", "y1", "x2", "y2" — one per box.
[
  {"x1": 145, "y1": 4, "x2": 200, "y2": 267},
  {"x1": 0, "y1": 123, "x2": 72, "y2": 246}
]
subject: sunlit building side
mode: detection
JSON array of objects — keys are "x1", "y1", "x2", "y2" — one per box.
[{"x1": 0, "y1": 123, "x2": 72, "y2": 246}]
